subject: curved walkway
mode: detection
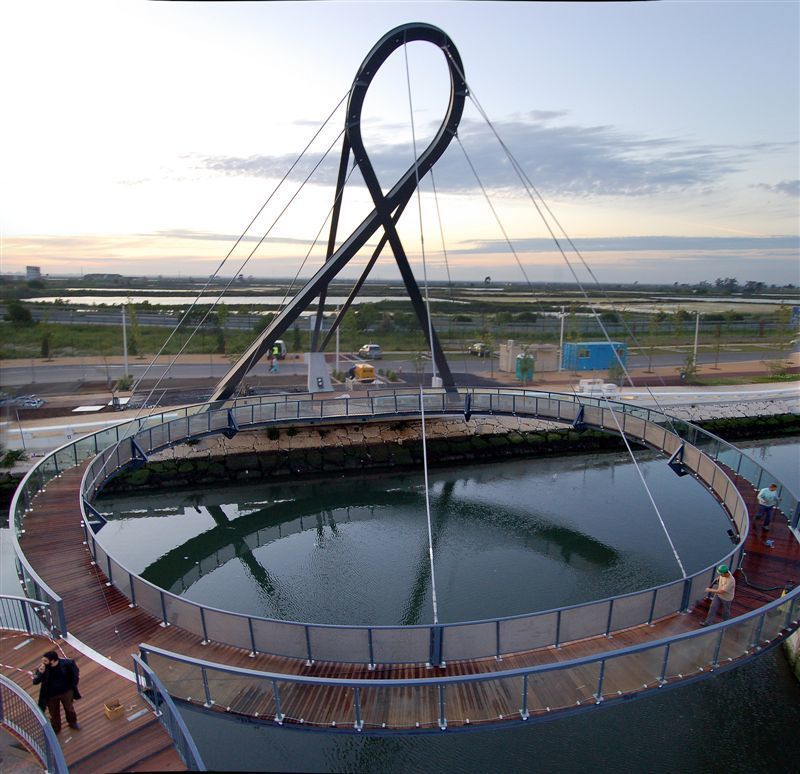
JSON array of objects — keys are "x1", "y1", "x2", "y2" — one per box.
[{"x1": 16, "y1": 451, "x2": 800, "y2": 731}]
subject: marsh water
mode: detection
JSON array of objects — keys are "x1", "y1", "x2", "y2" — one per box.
[{"x1": 95, "y1": 436, "x2": 800, "y2": 771}]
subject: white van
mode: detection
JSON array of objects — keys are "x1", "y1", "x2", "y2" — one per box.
[{"x1": 358, "y1": 343, "x2": 382, "y2": 360}]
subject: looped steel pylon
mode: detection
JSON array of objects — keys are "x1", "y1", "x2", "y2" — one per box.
[{"x1": 211, "y1": 23, "x2": 468, "y2": 402}]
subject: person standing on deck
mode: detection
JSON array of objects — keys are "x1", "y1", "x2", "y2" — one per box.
[
  {"x1": 32, "y1": 650, "x2": 81, "y2": 733},
  {"x1": 701, "y1": 565, "x2": 736, "y2": 626},
  {"x1": 755, "y1": 483, "x2": 779, "y2": 531}
]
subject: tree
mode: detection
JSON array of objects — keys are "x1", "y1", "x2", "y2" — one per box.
[
  {"x1": 5, "y1": 301, "x2": 33, "y2": 325},
  {"x1": 292, "y1": 324, "x2": 302, "y2": 351}
]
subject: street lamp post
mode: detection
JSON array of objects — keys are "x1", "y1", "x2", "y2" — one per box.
[
  {"x1": 692, "y1": 310, "x2": 701, "y2": 369},
  {"x1": 558, "y1": 306, "x2": 566, "y2": 372},
  {"x1": 122, "y1": 305, "x2": 129, "y2": 379}
]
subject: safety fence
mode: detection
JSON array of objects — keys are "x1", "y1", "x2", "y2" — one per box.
[
  {"x1": 9, "y1": 388, "x2": 798, "y2": 658},
  {"x1": 0, "y1": 673, "x2": 68, "y2": 772},
  {"x1": 132, "y1": 655, "x2": 206, "y2": 770},
  {"x1": 138, "y1": 584, "x2": 800, "y2": 731}
]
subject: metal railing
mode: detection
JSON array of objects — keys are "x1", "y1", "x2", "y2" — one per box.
[
  {"x1": 132, "y1": 656, "x2": 206, "y2": 771},
  {"x1": 0, "y1": 595, "x2": 58, "y2": 638},
  {"x1": 10, "y1": 388, "x2": 799, "y2": 665},
  {"x1": 139, "y1": 583, "x2": 800, "y2": 731},
  {"x1": 0, "y1": 674, "x2": 68, "y2": 772}
]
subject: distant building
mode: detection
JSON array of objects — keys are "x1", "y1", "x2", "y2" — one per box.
[
  {"x1": 26, "y1": 266, "x2": 41, "y2": 280},
  {"x1": 562, "y1": 341, "x2": 627, "y2": 371}
]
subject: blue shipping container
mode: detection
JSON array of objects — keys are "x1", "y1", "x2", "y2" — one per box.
[{"x1": 562, "y1": 341, "x2": 627, "y2": 371}]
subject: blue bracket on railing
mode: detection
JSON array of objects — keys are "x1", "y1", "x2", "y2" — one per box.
[
  {"x1": 464, "y1": 394, "x2": 472, "y2": 422},
  {"x1": 82, "y1": 499, "x2": 107, "y2": 531},
  {"x1": 667, "y1": 443, "x2": 690, "y2": 477},
  {"x1": 130, "y1": 437, "x2": 148, "y2": 469},
  {"x1": 572, "y1": 405, "x2": 586, "y2": 433},
  {"x1": 222, "y1": 410, "x2": 240, "y2": 440}
]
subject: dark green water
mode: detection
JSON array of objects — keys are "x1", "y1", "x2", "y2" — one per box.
[
  {"x1": 98, "y1": 449, "x2": 734, "y2": 625},
  {"x1": 97, "y1": 436, "x2": 800, "y2": 771}
]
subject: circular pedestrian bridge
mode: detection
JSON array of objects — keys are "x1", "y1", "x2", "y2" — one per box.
[{"x1": 11, "y1": 387, "x2": 800, "y2": 733}]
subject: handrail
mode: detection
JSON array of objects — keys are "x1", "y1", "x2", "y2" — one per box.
[
  {"x1": 10, "y1": 388, "x2": 798, "y2": 664},
  {"x1": 76, "y1": 389, "x2": 791, "y2": 665},
  {"x1": 0, "y1": 674, "x2": 68, "y2": 773},
  {"x1": 137, "y1": 580, "x2": 799, "y2": 730},
  {"x1": 132, "y1": 655, "x2": 206, "y2": 771},
  {"x1": 0, "y1": 595, "x2": 58, "y2": 638}
]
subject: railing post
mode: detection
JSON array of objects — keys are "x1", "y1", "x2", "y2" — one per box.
[
  {"x1": 305, "y1": 625, "x2": 314, "y2": 665},
  {"x1": 200, "y1": 608, "x2": 209, "y2": 644},
  {"x1": 248, "y1": 618, "x2": 257, "y2": 656},
  {"x1": 680, "y1": 578, "x2": 693, "y2": 613},
  {"x1": 594, "y1": 660, "x2": 606, "y2": 703},
  {"x1": 648, "y1": 589, "x2": 658, "y2": 625},
  {"x1": 605, "y1": 600, "x2": 614, "y2": 636},
  {"x1": 495, "y1": 619, "x2": 502, "y2": 660},
  {"x1": 712, "y1": 628, "x2": 724, "y2": 667},
  {"x1": 659, "y1": 643, "x2": 671, "y2": 685},
  {"x1": 429, "y1": 626, "x2": 444, "y2": 667},
  {"x1": 159, "y1": 591, "x2": 169, "y2": 627},
  {"x1": 520, "y1": 673, "x2": 529, "y2": 720},
  {"x1": 20, "y1": 601, "x2": 32, "y2": 635},
  {"x1": 438, "y1": 684, "x2": 447, "y2": 730},
  {"x1": 750, "y1": 613, "x2": 766, "y2": 649},
  {"x1": 368, "y1": 628, "x2": 375, "y2": 669},
  {"x1": 201, "y1": 666, "x2": 212, "y2": 707},
  {"x1": 55, "y1": 600, "x2": 67, "y2": 638},
  {"x1": 354, "y1": 687, "x2": 364, "y2": 731},
  {"x1": 272, "y1": 679, "x2": 285, "y2": 724}
]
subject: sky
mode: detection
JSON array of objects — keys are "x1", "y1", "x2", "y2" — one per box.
[{"x1": 1, "y1": 1, "x2": 798, "y2": 286}]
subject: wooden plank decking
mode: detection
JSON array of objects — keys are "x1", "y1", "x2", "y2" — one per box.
[{"x1": 12, "y1": 462, "x2": 800, "y2": 737}]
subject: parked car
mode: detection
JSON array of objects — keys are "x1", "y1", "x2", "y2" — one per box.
[
  {"x1": 358, "y1": 343, "x2": 382, "y2": 360},
  {"x1": 269, "y1": 340, "x2": 287, "y2": 360},
  {"x1": 17, "y1": 395, "x2": 45, "y2": 408},
  {"x1": 468, "y1": 342, "x2": 490, "y2": 357}
]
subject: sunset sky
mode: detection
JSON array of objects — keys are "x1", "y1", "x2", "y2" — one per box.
[{"x1": 2, "y1": 1, "x2": 798, "y2": 285}]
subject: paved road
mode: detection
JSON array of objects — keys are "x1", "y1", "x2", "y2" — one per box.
[{"x1": 0, "y1": 347, "x2": 793, "y2": 388}]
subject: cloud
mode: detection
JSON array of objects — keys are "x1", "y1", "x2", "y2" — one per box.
[
  {"x1": 451, "y1": 235, "x2": 800, "y2": 254},
  {"x1": 756, "y1": 179, "x2": 800, "y2": 197},
  {"x1": 193, "y1": 113, "x2": 793, "y2": 198}
]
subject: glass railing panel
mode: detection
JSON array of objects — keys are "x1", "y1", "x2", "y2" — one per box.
[
  {"x1": 736, "y1": 455, "x2": 761, "y2": 490},
  {"x1": 760, "y1": 602, "x2": 793, "y2": 644},
  {"x1": 370, "y1": 626, "x2": 430, "y2": 664},
  {"x1": 470, "y1": 393, "x2": 494, "y2": 413},
  {"x1": 442, "y1": 622, "x2": 495, "y2": 662},
  {"x1": 128, "y1": 577, "x2": 164, "y2": 618},
  {"x1": 582, "y1": 405, "x2": 604, "y2": 427},
  {"x1": 559, "y1": 601, "x2": 610, "y2": 642},
  {"x1": 599, "y1": 646, "x2": 666, "y2": 695},
  {"x1": 202, "y1": 610, "x2": 253, "y2": 651},
  {"x1": 372, "y1": 395, "x2": 398, "y2": 414},
  {"x1": 74, "y1": 436, "x2": 98, "y2": 462},
  {"x1": 143, "y1": 653, "x2": 206, "y2": 704},
  {"x1": 687, "y1": 572, "x2": 713, "y2": 612},
  {"x1": 251, "y1": 619, "x2": 308, "y2": 660},
  {"x1": 168, "y1": 418, "x2": 191, "y2": 443},
  {"x1": 643, "y1": 422, "x2": 667, "y2": 450},
  {"x1": 716, "y1": 443, "x2": 741, "y2": 471},
  {"x1": 651, "y1": 580, "x2": 684, "y2": 620},
  {"x1": 211, "y1": 670, "x2": 277, "y2": 718},
  {"x1": 163, "y1": 596, "x2": 204, "y2": 636},
  {"x1": 358, "y1": 683, "x2": 440, "y2": 731},
  {"x1": 38, "y1": 457, "x2": 58, "y2": 485},
  {"x1": 697, "y1": 455, "x2": 717, "y2": 487},
  {"x1": 297, "y1": 402, "x2": 322, "y2": 420},
  {"x1": 94, "y1": 428, "x2": 119, "y2": 451},
  {"x1": 147, "y1": 425, "x2": 169, "y2": 451},
  {"x1": 307, "y1": 626, "x2": 370, "y2": 664},
  {"x1": 276, "y1": 680, "x2": 356, "y2": 728},
  {"x1": 715, "y1": 616, "x2": 756, "y2": 663},
  {"x1": 208, "y1": 411, "x2": 229, "y2": 431},
  {"x1": 608, "y1": 592, "x2": 653, "y2": 631},
  {"x1": 526, "y1": 661, "x2": 601, "y2": 712},
  {"x1": 54, "y1": 447, "x2": 77, "y2": 473},
  {"x1": 188, "y1": 414, "x2": 210, "y2": 436},
  {"x1": 663, "y1": 630, "x2": 719, "y2": 679},
  {"x1": 108, "y1": 556, "x2": 133, "y2": 601},
  {"x1": 499, "y1": 612, "x2": 558, "y2": 653},
  {"x1": 622, "y1": 415, "x2": 646, "y2": 441},
  {"x1": 446, "y1": 674, "x2": 525, "y2": 726}
]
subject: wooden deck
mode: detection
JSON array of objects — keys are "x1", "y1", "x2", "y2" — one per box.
[{"x1": 12, "y1": 462, "x2": 800, "y2": 736}]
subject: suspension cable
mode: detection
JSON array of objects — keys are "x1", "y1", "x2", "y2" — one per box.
[
  {"x1": 405, "y1": 36, "x2": 440, "y2": 624},
  {"x1": 89, "y1": 107, "x2": 349, "y2": 491},
  {"x1": 445, "y1": 62, "x2": 687, "y2": 576},
  {"x1": 130, "y1": 90, "x2": 350, "y2": 399},
  {"x1": 232, "y1": 160, "x2": 360, "y2": 399}
]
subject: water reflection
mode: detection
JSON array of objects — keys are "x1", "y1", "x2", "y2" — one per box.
[{"x1": 97, "y1": 450, "x2": 731, "y2": 624}]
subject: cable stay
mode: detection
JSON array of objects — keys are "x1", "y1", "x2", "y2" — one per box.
[
  {"x1": 405, "y1": 33, "x2": 441, "y2": 623},
  {"x1": 443, "y1": 60, "x2": 689, "y2": 579}
]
